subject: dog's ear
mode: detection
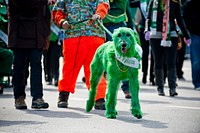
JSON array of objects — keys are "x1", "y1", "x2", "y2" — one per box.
[
  {"x1": 128, "y1": 28, "x2": 141, "y2": 46},
  {"x1": 112, "y1": 28, "x2": 120, "y2": 41}
]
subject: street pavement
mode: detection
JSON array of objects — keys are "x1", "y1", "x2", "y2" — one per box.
[{"x1": 0, "y1": 59, "x2": 200, "y2": 133}]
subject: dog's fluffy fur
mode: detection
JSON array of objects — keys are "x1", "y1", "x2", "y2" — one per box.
[{"x1": 86, "y1": 27, "x2": 142, "y2": 119}]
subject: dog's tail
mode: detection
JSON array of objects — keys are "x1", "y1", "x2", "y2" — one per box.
[
  {"x1": 86, "y1": 47, "x2": 104, "y2": 112},
  {"x1": 86, "y1": 88, "x2": 96, "y2": 112}
]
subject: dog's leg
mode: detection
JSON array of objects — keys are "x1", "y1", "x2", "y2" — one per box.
[
  {"x1": 105, "y1": 78, "x2": 119, "y2": 119},
  {"x1": 86, "y1": 59, "x2": 103, "y2": 112},
  {"x1": 129, "y1": 76, "x2": 142, "y2": 119}
]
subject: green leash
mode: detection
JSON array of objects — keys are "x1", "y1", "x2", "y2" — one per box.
[{"x1": 96, "y1": 19, "x2": 113, "y2": 37}]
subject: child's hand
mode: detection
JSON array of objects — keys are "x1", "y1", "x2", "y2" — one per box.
[
  {"x1": 62, "y1": 21, "x2": 70, "y2": 30},
  {"x1": 88, "y1": 14, "x2": 101, "y2": 26},
  {"x1": 92, "y1": 14, "x2": 101, "y2": 21},
  {"x1": 48, "y1": 0, "x2": 57, "y2": 5}
]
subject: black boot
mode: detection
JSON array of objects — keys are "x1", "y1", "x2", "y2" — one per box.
[
  {"x1": 169, "y1": 88, "x2": 178, "y2": 97},
  {"x1": 150, "y1": 73, "x2": 155, "y2": 86},
  {"x1": 150, "y1": 77, "x2": 156, "y2": 86},
  {"x1": 142, "y1": 74, "x2": 147, "y2": 84},
  {"x1": 54, "y1": 79, "x2": 58, "y2": 87},
  {"x1": 58, "y1": 92, "x2": 70, "y2": 108},
  {"x1": 157, "y1": 87, "x2": 165, "y2": 96},
  {"x1": 94, "y1": 98, "x2": 106, "y2": 110}
]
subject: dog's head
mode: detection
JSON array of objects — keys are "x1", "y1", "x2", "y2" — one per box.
[{"x1": 112, "y1": 27, "x2": 139, "y2": 58}]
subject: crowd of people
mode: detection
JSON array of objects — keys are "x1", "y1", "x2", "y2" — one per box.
[{"x1": 0, "y1": 0, "x2": 199, "y2": 110}]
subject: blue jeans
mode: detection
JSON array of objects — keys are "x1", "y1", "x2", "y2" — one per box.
[
  {"x1": 13, "y1": 48, "x2": 43, "y2": 101},
  {"x1": 104, "y1": 22, "x2": 129, "y2": 92},
  {"x1": 190, "y1": 34, "x2": 200, "y2": 88}
]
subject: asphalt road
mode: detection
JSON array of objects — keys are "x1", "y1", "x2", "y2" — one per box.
[{"x1": 0, "y1": 59, "x2": 200, "y2": 133}]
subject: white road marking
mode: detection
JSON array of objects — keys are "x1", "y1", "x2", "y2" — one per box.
[
  {"x1": 71, "y1": 98, "x2": 87, "y2": 101},
  {"x1": 167, "y1": 105, "x2": 200, "y2": 110}
]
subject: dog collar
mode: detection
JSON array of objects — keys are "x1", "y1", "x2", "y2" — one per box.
[{"x1": 115, "y1": 50, "x2": 140, "y2": 69}]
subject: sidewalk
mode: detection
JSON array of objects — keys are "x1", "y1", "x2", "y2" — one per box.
[{"x1": 0, "y1": 59, "x2": 200, "y2": 133}]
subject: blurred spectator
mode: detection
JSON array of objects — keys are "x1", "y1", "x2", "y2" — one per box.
[
  {"x1": 144, "y1": 0, "x2": 191, "y2": 96},
  {"x1": 8, "y1": 0, "x2": 57, "y2": 109},
  {"x1": 176, "y1": 26, "x2": 187, "y2": 81},
  {"x1": 0, "y1": 0, "x2": 13, "y2": 94},
  {"x1": 183, "y1": 0, "x2": 200, "y2": 91},
  {"x1": 43, "y1": 5, "x2": 62, "y2": 87},
  {"x1": 130, "y1": 0, "x2": 155, "y2": 86}
]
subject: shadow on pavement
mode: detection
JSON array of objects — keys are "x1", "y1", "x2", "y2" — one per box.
[
  {"x1": 0, "y1": 120, "x2": 46, "y2": 127},
  {"x1": 24, "y1": 109, "x2": 90, "y2": 119}
]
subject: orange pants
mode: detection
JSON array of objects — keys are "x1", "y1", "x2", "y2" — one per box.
[{"x1": 58, "y1": 36, "x2": 107, "y2": 100}]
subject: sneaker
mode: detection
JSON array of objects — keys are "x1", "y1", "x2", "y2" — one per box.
[
  {"x1": 31, "y1": 98, "x2": 49, "y2": 109},
  {"x1": 124, "y1": 91, "x2": 132, "y2": 99},
  {"x1": 58, "y1": 92, "x2": 69, "y2": 108},
  {"x1": 94, "y1": 98, "x2": 106, "y2": 110},
  {"x1": 15, "y1": 96, "x2": 27, "y2": 109}
]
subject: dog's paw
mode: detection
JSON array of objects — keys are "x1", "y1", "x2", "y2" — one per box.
[
  {"x1": 131, "y1": 108, "x2": 142, "y2": 119},
  {"x1": 86, "y1": 100, "x2": 94, "y2": 112},
  {"x1": 106, "y1": 110, "x2": 117, "y2": 119},
  {"x1": 106, "y1": 114, "x2": 117, "y2": 119}
]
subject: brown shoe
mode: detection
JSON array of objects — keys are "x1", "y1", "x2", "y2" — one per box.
[
  {"x1": 15, "y1": 96, "x2": 27, "y2": 109},
  {"x1": 58, "y1": 92, "x2": 69, "y2": 108},
  {"x1": 31, "y1": 98, "x2": 49, "y2": 109}
]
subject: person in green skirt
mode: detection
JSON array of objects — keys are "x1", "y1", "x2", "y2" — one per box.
[
  {"x1": 0, "y1": 0, "x2": 13, "y2": 94},
  {"x1": 103, "y1": 0, "x2": 136, "y2": 99}
]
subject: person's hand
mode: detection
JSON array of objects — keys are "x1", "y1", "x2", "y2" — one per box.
[
  {"x1": 92, "y1": 14, "x2": 101, "y2": 21},
  {"x1": 48, "y1": 0, "x2": 57, "y2": 5},
  {"x1": 184, "y1": 38, "x2": 191, "y2": 46},
  {"x1": 88, "y1": 14, "x2": 101, "y2": 25},
  {"x1": 145, "y1": 31, "x2": 150, "y2": 41},
  {"x1": 62, "y1": 21, "x2": 70, "y2": 30}
]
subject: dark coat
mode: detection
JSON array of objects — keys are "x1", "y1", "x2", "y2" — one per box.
[
  {"x1": 183, "y1": 0, "x2": 200, "y2": 36},
  {"x1": 8, "y1": 0, "x2": 51, "y2": 49}
]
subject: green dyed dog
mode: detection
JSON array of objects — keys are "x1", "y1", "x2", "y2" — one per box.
[{"x1": 86, "y1": 27, "x2": 142, "y2": 119}]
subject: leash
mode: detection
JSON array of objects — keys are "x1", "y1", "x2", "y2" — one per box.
[
  {"x1": 68, "y1": 18, "x2": 91, "y2": 26},
  {"x1": 96, "y1": 19, "x2": 113, "y2": 37}
]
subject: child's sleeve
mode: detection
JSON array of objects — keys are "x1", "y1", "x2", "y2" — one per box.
[
  {"x1": 52, "y1": 0, "x2": 66, "y2": 27},
  {"x1": 95, "y1": 1, "x2": 109, "y2": 19}
]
